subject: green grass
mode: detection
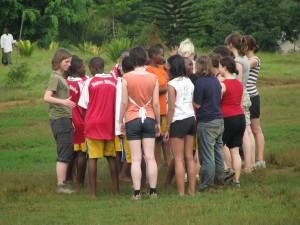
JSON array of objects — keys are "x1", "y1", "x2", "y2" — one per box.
[
  {"x1": 1, "y1": 50, "x2": 300, "y2": 224},
  {"x1": 0, "y1": 48, "x2": 115, "y2": 102}
]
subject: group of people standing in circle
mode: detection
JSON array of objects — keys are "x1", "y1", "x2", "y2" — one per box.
[{"x1": 44, "y1": 31, "x2": 266, "y2": 199}]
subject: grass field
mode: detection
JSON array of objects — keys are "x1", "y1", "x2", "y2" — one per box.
[{"x1": 0, "y1": 49, "x2": 300, "y2": 225}]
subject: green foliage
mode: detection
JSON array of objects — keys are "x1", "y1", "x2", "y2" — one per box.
[
  {"x1": 2, "y1": 0, "x2": 300, "y2": 54},
  {"x1": 105, "y1": 38, "x2": 132, "y2": 62},
  {"x1": 5, "y1": 63, "x2": 30, "y2": 87},
  {"x1": 78, "y1": 41, "x2": 104, "y2": 56},
  {"x1": 48, "y1": 41, "x2": 59, "y2": 51},
  {"x1": 18, "y1": 40, "x2": 37, "y2": 57}
]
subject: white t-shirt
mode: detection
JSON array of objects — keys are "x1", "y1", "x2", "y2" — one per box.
[
  {"x1": 167, "y1": 76, "x2": 195, "y2": 122},
  {"x1": 1, "y1": 33, "x2": 15, "y2": 53},
  {"x1": 115, "y1": 77, "x2": 123, "y2": 135}
]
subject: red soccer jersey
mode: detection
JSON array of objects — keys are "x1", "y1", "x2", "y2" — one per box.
[
  {"x1": 78, "y1": 74, "x2": 117, "y2": 140},
  {"x1": 109, "y1": 65, "x2": 119, "y2": 80},
  {"x1": 221, "y1": 79, "x2": 244, "y2": 118},
  {"x1": 66, "y1": 77, "x2": 85, "y2": 144},
  {"x1": 81, "y1": 75, "x2": 89, "y2": 82}
]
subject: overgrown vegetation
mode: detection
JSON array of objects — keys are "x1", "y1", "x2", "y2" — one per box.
[
  {"x1": 78, "y1": 41, "x2": 104, "y2": 56},
  {"x1": 18, "y1": 40, "x2": 37, "y2": 57},
  {"x1": 105, "y1": 38, "x2": 132, "y2": 62},
  {"x1": 1, "y1": 0, "x2": 300, "y2": 51},
  {"x1": 5, "y1": 63, "x2": 30, "y2": 87}
]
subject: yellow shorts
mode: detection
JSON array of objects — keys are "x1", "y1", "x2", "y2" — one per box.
[
  {"x1": 161, "y1": 115, "x2": 167, "y2": 135},
  {"x1": 193, "y1": 134, "x2": 198, "y2": 151},
  {"x1": 74, "y1": 142, "x2": 86, "y2": 152},
  {"x1": 86, "y1": 138, "x2": 116, "y2": 159},
  {"x1": 114, "y1": 136, "x2": 131, "y2": 163}
]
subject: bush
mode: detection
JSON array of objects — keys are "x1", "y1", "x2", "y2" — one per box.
[
  {"x1": 5, "y1": 63, "x2": 30, "y2": 87},
  {"x1": 105, "y1": 38, "x2": 132, "y2": 62},
  {"x1": 78, "y1": 41, "x2": 104, "y2": 56},
  {"x1": 18, "y1": 40, "x2": 37, "y2": 57},
  {"x1": 48, "y1": 41, "x2": 59, "y2": 51}
]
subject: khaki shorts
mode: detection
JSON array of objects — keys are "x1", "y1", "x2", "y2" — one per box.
[
  {"x1": 86, "y1": 138, "x2": 116, "y2": 159},
  {"x1": 243, "y1": 92, "x2": 252, "y2": 126}
]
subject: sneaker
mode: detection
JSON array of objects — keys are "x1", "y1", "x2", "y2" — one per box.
[
  {"x1": 57, "y1": 184, "x2": 75, "y2": 194},
  {"x1": 196, "y1": 174, "x2": 200, "y2": 182},
  {"x1": 184, "y1": 173, "x2": 188, "y2": 183},
  {"x1": 255, "y1": 160, "x2": 266, "y2": 169},
  {"x1": 149, "y1": 193, "x2": 158, "y2": 199},
  {"x1": 131, "y1": 194, "x2": 141, "y2": 201},
  {"x1": 224, "y1": 168, "x2": 235, "y2": 182},
  {"x1": 242, "y1": 168, "x2": 252, "y2": 174},
  {"x1": 230, "y1": 180, "x2": 240, "y2": 188}
]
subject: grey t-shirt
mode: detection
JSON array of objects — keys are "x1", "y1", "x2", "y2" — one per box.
[
  {"x1": 235, "y1": 55, "x2": 250, "y2": 88},
  {"x1": 46, "y1": 71, "x2": 72, "y2": 119}
]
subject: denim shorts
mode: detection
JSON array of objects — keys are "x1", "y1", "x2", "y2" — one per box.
[
  {"x1": 125, "y1": 117, "x2": 156, "y2": 140},
  {"x1": 50, "y1": 117, "x2": 74, "y2": 163}
]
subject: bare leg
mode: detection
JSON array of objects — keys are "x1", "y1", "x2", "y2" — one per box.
[
  {"x1": 119, "y1": 161, "x2": 131, "y2": 182},
  {"x1": 66, "y1": 152, "x2": 76, "y2": 182},
  {"x1": 184, "y1": 135, "x2": 196, "y2": 195},
  {"x1": 251, "y1": 118, "x2": 265, "y2": 162},
  {"x1": 155, "y1": 139, "x2": 162, "y2": 170},
  {"x1": 116, "y1": 152, "x2": 123, "y2": 174},
  {"x1": 223, "y1": 145, "x2": 232, "y2": 169},
  {"x1": 106, "y1": 156, "x2": 120, "y2": 195},
  {"x1": 56, "y1": 161, "x2": 69, "y2": 183},
  {"x1": 76, "y1": 151, "x2": 87, "y2": 188},
  {"x1": 170, "y1": 137, "x2": 185, "y2": 196},
  {"x1": 128, "y1": 140, "x2": 142, "y2": 191},
  {"x1": 164, "y1": 159, "x2": 175, "y2": 189},
  {"x1": 194, "y1": 150, "x2": 201, "y2": 178},
  {"x1": 88, "y1": 158, "x2": 97, "y2": 197},
  {"x1": 162, "y1": 141, "x2": 171, "y2": 167},
  {"x1": 242, "y1": 126, "x2": 253, "y2": 171},
  {"x1": 143, "y1": 138, "x2": 158, "y2": 189},
  {"x1": 230, "y1": 147, "x2": 242, "y2": 182},
  {"x1": 141, "y1": 157, "x2": 147, "y2": 192}
]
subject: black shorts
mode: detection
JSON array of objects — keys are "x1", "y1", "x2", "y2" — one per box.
[
  {"x1": 249, "y1": 95, "x2": 260, "y2": 119},
  {"x1": 50, "y1": 117, "x2": 74, "y2": 163},
  {"x1": 125, "y1": 117, "x2": 156, "y2": 140},
  {"x1": 222, "y1": 114, "x2": 246, "y2": 149},
  {"x1": 170, "y1": 116, "x2": 196, "y2": 138}
]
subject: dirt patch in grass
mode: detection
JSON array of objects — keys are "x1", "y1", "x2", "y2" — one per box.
[{"x1": 0, "y1": 99, "x2": 43, "y2": 111}]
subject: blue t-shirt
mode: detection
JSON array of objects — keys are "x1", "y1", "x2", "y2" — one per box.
[{"x1": 194, "y1": 75, "x2": 222, "y2": 122}]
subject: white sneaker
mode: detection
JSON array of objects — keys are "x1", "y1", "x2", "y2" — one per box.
[
  {"x1": 184, "y1": 173, "x2": 188, "y2": 183},
  {"x1": 57, "y1": 184, "x2": 75, "y2": 194},
  {"x1": 255, "y1": 160, "x2": 266, "y2": 169}
]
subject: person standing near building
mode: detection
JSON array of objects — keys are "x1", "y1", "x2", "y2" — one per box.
[{"x1": 1, "y1": 28, "x2": 15, "y2": 65}]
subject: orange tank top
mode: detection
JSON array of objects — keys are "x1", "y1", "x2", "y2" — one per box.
[{"x1": 123, "y1": 70, "x2": 157, "y2": 122}]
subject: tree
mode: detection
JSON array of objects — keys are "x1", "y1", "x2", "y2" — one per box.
[
  {"x1": 281, "y1": 0, "x2": 300, "y2": 49},
  {"x1": 214, "y1": 0, "x2": 286, "y2": 51},
  {"x1": 142, "y1": 0, "x2": 200, "y2": 47}
]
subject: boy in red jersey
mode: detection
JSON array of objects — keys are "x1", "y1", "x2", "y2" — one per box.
[
  {"x1": 66, "y1": 56, "x2": 87, "y2": 188},
  {"x1": 78, "y1": 57, "x2": 119, "y2": 197}
]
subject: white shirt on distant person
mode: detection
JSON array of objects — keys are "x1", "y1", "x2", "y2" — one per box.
[{"x1": 1, "y1": 33, "x2": 15, "y2": 53}]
